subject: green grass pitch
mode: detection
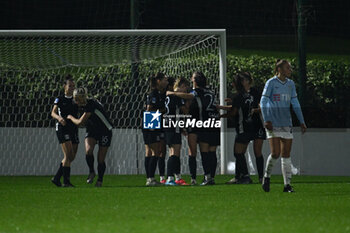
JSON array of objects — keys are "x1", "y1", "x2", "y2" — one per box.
[{"x1": 0, "y1": 175, "x2": 349, "y2": 233}]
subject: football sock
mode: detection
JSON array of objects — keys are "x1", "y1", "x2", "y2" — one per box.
[
  {"x1": 62, "y1": 166, "x2": 71, "y2": 184},
  {"x1": 53, "y1": 163, "x2": 63, "y2": 181},
  {"x1": 189, "y1": 156, "x2": 197, "y2": 179},
  {"x1": 97, "y1": 162, "x2": 106, "y2": 182},
  {"x1": 167, "y1": 156, "x2": 175, "y2": 178},
  {"x1": 209, "y1": 151, "x2": 217, "y2": 178},
  {"x1": 234, "y1": 153, "x2": 249, "y2": 178},
  {"x1": 255, "y1": 156, "x2": 264, "y2": 178},
  {"x1": 158, "y1": 156, "x2": 165, "y2": 177},
  {"x1": 173, "y1": 156, "x2": 181, "y2": 175},
  {"x1": 148, "y1": 156, "x2": 158, "y2": 178},
  {"x1": 85, "y1": 155, "x2": 95, "y2": 173},
  {"x1": 200, "y1": 152, "x2": 210, "y2": 176},
  {"x1": 281, "y1": 157, "x2": 292, "y2": 185},
  {"x1": 264, "y1": 154, "x2": 278, "y2": 178},
  {"x1": 145, "y1": 157, "x2": 151, "y2": 178}
]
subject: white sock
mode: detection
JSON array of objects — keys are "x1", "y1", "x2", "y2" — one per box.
[
  {"x1": 167, "y1": 176, "x2": 174, "y2": 182},
  {"x1": 281, "y1": 157, "x2": 292, "y2": 185},
  {"x1": 264, "y1": 154, "x2": 278, "y2": 178},
  {"x1": 175, "y1": 174, "x2": 181, "y2": 181}
]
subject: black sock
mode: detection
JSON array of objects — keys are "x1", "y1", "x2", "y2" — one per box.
[
  {"x1": 189, "y1": 156, "x2": 197, "y2": 179},
  {"x1": 86, "y1": 155, "x2": 95, "y2": 173},
  {"x1": 167, "y1": 156, "x2": 175, "y2": 177},
  {"x1": 97, "y1": 162, "x2": 106, "y2": 182},
  {"x1": 148, "y1": 156, "x2": 158, "y2": 178},
  {"x1": 62, "y1": 166, "x2": 71, "y2": 184},
  {"x1": 145, "y1": 157, "x2": 151, "y2": 178},
  {"x1": 209, "y1": 151, "x2": 217, "y2": 178},
  {"x1": 158, "y1": 157, "x2": 165, "y2": 176},
  {"x1": 174, "y1": 156, "x2": 181, "y2": 175},
  {"x1": 255, "y1": 156, "x2": 264, "y2": 178},
  {"x1": 53, "y1": 163, "x2": 63, "y2": 181},
  {"x1": 234, "y1": 153, "x2": 249, "y2": 178},
  {"x1": 200, "y1": 152, "x2": 210, "y2": 176}
]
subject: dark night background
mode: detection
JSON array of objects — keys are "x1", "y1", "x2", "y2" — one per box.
[{"x1": 0, "y1": 0, "x2": 349, "y2": 38}]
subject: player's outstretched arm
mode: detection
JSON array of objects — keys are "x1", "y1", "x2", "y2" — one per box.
[
  {"x1": 166, "y1": 91, "x2": 194, "y2": 100},
  {"x1": 67, "y1": 112, "x2": 91, "y2": 126}
]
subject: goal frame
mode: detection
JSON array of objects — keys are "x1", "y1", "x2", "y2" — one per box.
[{"x1": 0, "y1": 29, "x2": 228, "y2": 174}]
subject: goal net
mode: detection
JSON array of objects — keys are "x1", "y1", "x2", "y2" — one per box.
[{"x1": 0, "y1": 30, "x2": 227, "y2": 176}]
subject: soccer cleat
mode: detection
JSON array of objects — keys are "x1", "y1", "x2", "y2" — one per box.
[
  {"x1": 62, "y1": 182, "x2": 75, "y2": 188},
  {"x1": 86, "y1": 172, "x2": 96, "y2": 184},
  {"x1": 147, "y1": 179, "x2": 162, "y2": 186},
  {"x1": 160, "y1": 179, "x2": 166, "y2": 184},
  {"x1": 283, "y1": 184, "x2": 295, "y2": 193},
  {"x1": 51, "y1": 178, "x2": 62, "y2": 187},
  {"x1": 175, "y1": 179, "x2": 190, "y2": 186},
  {"x1": 225, "y1": 177, "x2": 239, "y2": 184},
  {"x1": 237, "y1": 176, "x2": 253, "y2": 184},
  {"x1": 262, "y1": 177, "x2": 270, "y2": 192},
  {"x1": 165, "y1": 180, "x2": 177, "y2": 186},
  {"x1": 145, "y1": 179, "x2": 151, "y2": 186},
  {"x1": 95, "y1": 181, "x2": 103, "y2": 187},
  {"x1": 200, "y1": 178, "x2": 215, "y2": 186},
  {"x1": 191, "y1": 179, "x2": 197, "y2": 185}
]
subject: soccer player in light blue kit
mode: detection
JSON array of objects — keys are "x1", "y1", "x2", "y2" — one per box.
[{"x1": 260, "y1": 59, "x2": 307, "y2": 192}]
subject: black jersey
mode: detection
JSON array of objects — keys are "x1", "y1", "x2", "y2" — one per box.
[
  {"x1": 146, "y1": 89, "x2": 166, "y2": 112},
  {"x1": 54, "y1": 95, "x2": 78, "y2": 131},
  {"x1": 190, "y1": 88, "x2": 219, "y2": 121},
  {"x1": 164, "y1": 95, "x2": 185, "y2": 131},
  {"x1": 232, "y1": 87, "x2": 264, "y2": 134},
  {"x1": 82, "y1": 99, "x2": 113, "y2": 132}
]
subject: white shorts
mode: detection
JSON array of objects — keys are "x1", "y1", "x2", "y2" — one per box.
[{"x1": 266, "y1": 126, "x2": 293, "y2": 139}]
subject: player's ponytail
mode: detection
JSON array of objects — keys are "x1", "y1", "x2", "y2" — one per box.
[{"x1": 274, "y1": 59, "x2": 289, "y2": 75}]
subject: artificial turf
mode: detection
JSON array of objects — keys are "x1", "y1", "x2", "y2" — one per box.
[{"x1": 0, "y1": 175, "x2": 349, "y2": 233}]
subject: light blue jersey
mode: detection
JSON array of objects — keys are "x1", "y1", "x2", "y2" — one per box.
[{"x1": 260, "y1": 76, "x2": 305, "y2": 127}]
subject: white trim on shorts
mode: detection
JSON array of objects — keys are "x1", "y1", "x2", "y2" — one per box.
[{"x1": 266, "y1": 126, "x2": 293, "y2": 139}]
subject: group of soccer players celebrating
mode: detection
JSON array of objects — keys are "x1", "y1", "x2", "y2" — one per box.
[{"x1": 51, "y1": 59, "x2": 306, "y2": 192}]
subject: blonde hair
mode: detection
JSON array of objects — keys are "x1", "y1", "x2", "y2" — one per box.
[{"x1": 73, "y1": 87, "x2": 88, "y2": 97}]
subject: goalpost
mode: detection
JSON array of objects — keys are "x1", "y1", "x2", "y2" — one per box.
[{"x1": 0, "y1": 29, "x2": 228, "y2": 176}]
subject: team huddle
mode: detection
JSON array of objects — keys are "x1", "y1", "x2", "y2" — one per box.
[{"x1": 51, "y1": 59, "x2": 306, "y2": 192}]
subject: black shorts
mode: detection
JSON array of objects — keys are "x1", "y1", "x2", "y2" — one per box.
[
  {"x1": 197, "y1": 129, "x2": 220, "y2": 146},
  {"x1": 85, "y1": 129, "x2": 112, "y2": 147},
  {"x1": 187, "y1": 126, "x2": 198, "y2": 135},
  {"x1": 159, "y1": 130, "x2": 165, "y2": 140},
  {"x1": 165, "y1": 130, "x2": 182, "y2": 146},
  {"x1": 142, "y1": 129, "x2": 161, "y2": 145},
  {"x1": 56, "y1": 127, "x2": 79, "y2": 144},
  {"x1": 235, "y1": 128, "x2": 266, "y2": 144}
]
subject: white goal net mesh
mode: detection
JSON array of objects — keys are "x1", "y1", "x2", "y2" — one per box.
[{"x1": 0, "y1": 31, "x2": 222, "y2": 176}]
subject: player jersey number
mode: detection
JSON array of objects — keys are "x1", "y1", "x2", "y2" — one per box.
[
  {"x1": 204, "y1": 93, "x2": 215, "y2": 112},
  {"x1": 165, "y1": 96, "x2": 170, "y2": 115}
]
